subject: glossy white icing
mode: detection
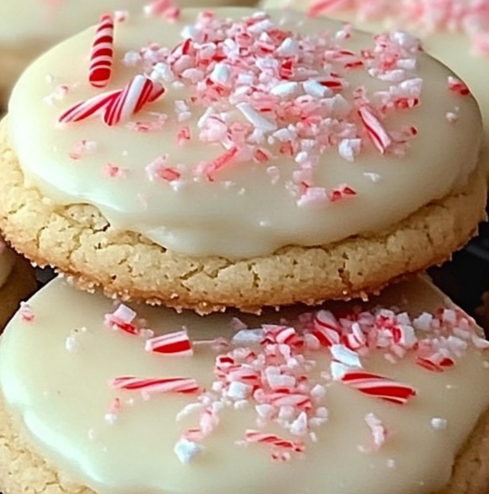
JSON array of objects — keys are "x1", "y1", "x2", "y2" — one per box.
[{"x1": 1, "y1": 277, "x2": 489, "y2": 494}]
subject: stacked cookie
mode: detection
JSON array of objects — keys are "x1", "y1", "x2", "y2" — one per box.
[
  {"x1": 0, "y1": 0, "x2": 259, "y2": 105},
  {"x1": 0, "y1": 6, "x2": 489, "y2": 494}
]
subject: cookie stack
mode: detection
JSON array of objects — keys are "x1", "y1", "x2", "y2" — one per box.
[{"x1": 0, "y1": 6, "x2": 489, "y2": 494}]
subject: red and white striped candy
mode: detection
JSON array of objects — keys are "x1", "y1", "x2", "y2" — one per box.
[
  {"x1": 89, "y1": 14, "x2": 114, "y2": 88},
  {"x1": 109, "y1": 376, "x2": 199, "y2": 395},
  {"x1": 145, "y1": 331, "x2": 193, "y2": 356},
  {"x1": 245, "y1": 430, "x2": 305, "y2": 453},
  {"x1": 268, "y1": 391, "x2": 312, "y2": 410},
  {"x1": 226, "y1": 365, "x2": 262, "y2": 387},
  {"x1": 311, "y1": 310, "x2": 341, "y2": 347},
  {"x1": 104, "y1": 75, "x2": 165, "y2": 126},
  {"x1": 341, "y1": 370, "x2": 416, "y2": 405},
  {"x1": 263, "y1": 325, "x2": 302, "y2": 347},
  {"x1": 358, "y1": 106, "x2": 392, "y2": 154},
  {"x1": 58, "y1": 89, "x2": 119, "y2": 123},
  {"x1": 104, "y1": 304, "x2": 139, "y2": 335},
  {"x1": 415, "y1": 356, "x2": 455, "y2": 373}
]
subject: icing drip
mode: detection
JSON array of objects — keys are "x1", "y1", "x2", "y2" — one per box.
[{"x1": 1, "y1": 277, "x2": 489, "y2": 494}]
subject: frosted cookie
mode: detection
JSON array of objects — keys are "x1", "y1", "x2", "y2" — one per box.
[
  {"x1": 261, "y1": 0, "x2": 489, "y2": 176},
  {"x1": 1, "y1": 276, "x2": 489, "y2": 494},
  {"x1": 0, "y1": 238, "x2": 37, "y2": 330},
  {"x1": 0, "y1": 0, "x2": 257, "y2": 104},
  {"x1": 0, "y1": 8, "x2": 486, "y2": 313}
]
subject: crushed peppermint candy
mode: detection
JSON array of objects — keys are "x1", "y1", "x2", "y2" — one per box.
[
  {"x1": 307, "y1": 0, "x2": 489, "y2": 56},
  {"x1": 58, "y1": 11, "x2": 437, "y2": 202},
  {"x1": 105, "y1": 302, "x2": 488, "y2": 464}
]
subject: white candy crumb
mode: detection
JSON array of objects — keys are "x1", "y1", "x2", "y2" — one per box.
[
  {"x1": 226, "y1": 381, "x2": 253, "y2": 400},
  {"x1": 330, "y1": 345, "x2": 362, "y2": 368},
  {"x1": 231, "y1": 329, "x2": 264, "y2": 345},
  {"x1": 431, "y1": 417, "x2": 448, "y2": 430},
  {"x1": 104, "y1": 412, "x2": 118, "y2": 425},
  {"x1": 174, "y1": 439, "x2": 203, "y2": 464},
  {"x1": 65, "y1": 335, "x2": 78, "y2": 353}
]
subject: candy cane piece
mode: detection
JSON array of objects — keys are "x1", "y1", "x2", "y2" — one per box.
[
  {"x1": 262, "y1": 325, "x2": 302, "y2": 347},
  {"x1": 310, "y1": 310, "x2": 341, "y2": 347},
  {"x1": 58, "y1": 89, "x2": 120, "y2": 123},
  {"x1": 448, "y1": 76, "x2": 470, "y2": 96},
  {"x1": 245, "y1": 430, "x2": 305, "y2": 453},
  {"x1": 104, "y1": 75, "x2": 165, "y2": 126},
  {"x1": 109, "y1": 376, "x2": 199, "y2": 394},
  {"x1": 145, "y1": 331, "x2": 193, "y2": 356},
  {"x1": 341, "y1": 370, "x2": 416, "y2": 404},
  {"x1": 89, "y1": 14, "x2": 114, "y2": 88},
  {"x1": 358, "y1": 106, "x2": 392, "y2": 154},
  {"x1": 268, "y1": 392, "x2": 312, "y2": 410}
]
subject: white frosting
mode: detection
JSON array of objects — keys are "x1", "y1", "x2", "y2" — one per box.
[
  {"x1": 0, "y1": 240, "x2": 15, "y2": 289},
  {"x1": 1, "y1": 276, "x2": 489, "y2": 494},
  {"x1": 8, "y1": 9, "x2": 482, "y2": 258}
]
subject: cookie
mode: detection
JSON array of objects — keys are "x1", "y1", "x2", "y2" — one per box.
[
  {"x1": 0, "y1": 0, "x2": 258, "y2": 104},
  {"x1": 1, "y1": 275, "x2": 489, "y2": 494},
  {"x1": 0, "y1": 239, "x2": 36, "y2": 330},
  {"x1": 261, "y1": 0, "x2": 489, "y2": 177},
  {"x1": 0, "y1": 8, "x2": 486, "y2": 313}
]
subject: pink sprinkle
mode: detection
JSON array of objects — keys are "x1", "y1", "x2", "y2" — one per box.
[
  {"x1": 102, "y1": 163, "x2": 127, "y2": 179},
  {"x1": 69, "y1": 139, "x2": 97, "y2": 160},
  {"x1": 145, "y1": 155, "x2": 181, "y2": 183},
  {"x1": 177, "y1": 126, "x2": 191, "y2": 145},
  {"x1": 19, "y1": 302, "x2": 35, "y2": 323}
]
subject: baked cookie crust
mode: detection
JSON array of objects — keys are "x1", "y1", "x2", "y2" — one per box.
[{"x1": 0, "y1": 119, "x2": 486, "y2": 313}]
